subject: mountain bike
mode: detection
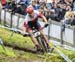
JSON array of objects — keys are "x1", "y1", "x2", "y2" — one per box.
[{"x1": 23, "y1": 25, "x2": 54, "y2": 53}]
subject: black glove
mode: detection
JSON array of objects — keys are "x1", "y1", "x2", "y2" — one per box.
[
  {"x1": 23, "y1": 33, "x2": 30, "y2": 37},
  {"x1": 44, "y1": 24, "x2": 48, "y2": 27},
  {"x1": 23, "y1": 34, "x2": 28, "y2": 37}
]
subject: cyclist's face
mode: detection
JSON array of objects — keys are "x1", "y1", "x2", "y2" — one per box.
[{"x1": 28, "y1": 11, "x2": 34, "y2": 16}]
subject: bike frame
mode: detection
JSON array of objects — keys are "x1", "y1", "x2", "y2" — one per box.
[
  {"x1": 24, "y1": 26, "x2": 49, "y2": 53},
  {"x1": 36, "y1": 34, "x2": 48, "y2": 53},
  {"x1": 10, "y1": 24, "x2": 52, "y2": 53}
]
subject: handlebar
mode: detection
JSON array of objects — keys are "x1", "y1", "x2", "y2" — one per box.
[
  {"x1": 9, "y1": 24, "x2": 49, "y2": 38},
  {"x1": 23, "y1": 24, "x2": 49, "y2": 37}
]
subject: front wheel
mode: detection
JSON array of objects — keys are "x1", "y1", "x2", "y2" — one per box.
[
  {"x1": 41, "y1": 36, "x2": 48, "y2": 52},
  {"x1": 36, "y1": 35, "x2": 48, "y2": 53}
]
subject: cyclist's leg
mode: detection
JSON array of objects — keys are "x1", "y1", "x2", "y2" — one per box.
[
  {"x1": 39, "y1": 30, "x2": 54, "y2": 52},
  {"x1": 35, "y1": 22, "x2": 50, "y2": 48},
  {"x1": 36, "y1": 22, "x2": 54, "y2": 52},
  {"x1": 22, "y1": 25, "x2": 27, "y2": 34},
  {"x1": 22, "y1": 21, "x2": 28, "y2": 34},
  {"x1": 23, "y1": 21, "x2": 41, "y2": 51},
  {"x1": 39, "y1": 30, "x2": 50, "y2": 48},
  {"x1": 28, "y1": 29, "x2": 40, "y2": 48}
]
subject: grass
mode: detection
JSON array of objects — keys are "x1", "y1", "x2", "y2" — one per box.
[
  {"x1": 0, "y1": 28, "x2": 35, "y2": 48},
  {"x1": 0, "y1": 27, "x2": 75, "y2": 62}
]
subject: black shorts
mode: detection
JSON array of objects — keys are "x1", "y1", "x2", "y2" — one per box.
[{"x1": 27, "y1": 21, "x2": 42, "y2": 31}]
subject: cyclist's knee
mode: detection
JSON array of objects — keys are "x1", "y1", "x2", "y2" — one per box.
[
  {"x1": 40, "y1": 32, "x2": 45, "y2": 36},
  {"x1": 29, "y1": 33, "x2": 34, "y2": 36}
]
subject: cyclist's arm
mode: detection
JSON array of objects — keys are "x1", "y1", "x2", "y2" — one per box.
[
  {"x1": 41, "y1": 15, "x2": 48, "y2": 24},
  {"x1": 22, "y1": 15, "x2": 29, "y2": 34},
  {"x1": 21, "y1": 21, "x2": 27, "y2": 35},
  {"x1": 38, "y1": 12, "x2": 48, "y2": 24}
]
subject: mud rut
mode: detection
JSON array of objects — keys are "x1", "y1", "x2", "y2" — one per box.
[{"x1": 0, "y1": 42, "x2": 43, "y2": 62}]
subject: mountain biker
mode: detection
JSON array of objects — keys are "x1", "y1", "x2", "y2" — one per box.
[{"x1": 23, "y1": 5, "x2": 50, "y2": 52}]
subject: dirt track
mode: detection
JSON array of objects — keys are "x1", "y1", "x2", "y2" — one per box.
[{"x1": 0, "y1": 47, "x2": 43, "y2": 62}]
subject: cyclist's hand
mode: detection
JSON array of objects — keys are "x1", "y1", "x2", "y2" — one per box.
[
  {"x1": 22, "y1": 32, "x2": 30, "y2": 37},
  {"x1": 23, "y1": 34, "x2": 28, "y2": 37},
  {"x1": 44, "y1": 23, "x2": 49, "y2": 27}
]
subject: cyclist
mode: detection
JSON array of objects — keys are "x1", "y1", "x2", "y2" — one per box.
[{"x1": 23, "y1": 5, "x2": 50, "y2": 52}]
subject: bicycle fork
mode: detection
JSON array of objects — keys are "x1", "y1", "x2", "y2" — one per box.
[{"x1": 36, "y1": 36, "x2": 48, "y2": 53}]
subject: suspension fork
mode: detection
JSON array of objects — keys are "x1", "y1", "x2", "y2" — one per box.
[{"x1": 36, "y1": 35, "x2": 48, "y2": 53}]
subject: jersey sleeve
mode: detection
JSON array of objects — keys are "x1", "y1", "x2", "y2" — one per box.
[
  {"x1": 38, "y1": 12, "x2": 43, "y2": 17},
  {"x1": 35, "y1": 10, "x2": 43, "y2": 18}
]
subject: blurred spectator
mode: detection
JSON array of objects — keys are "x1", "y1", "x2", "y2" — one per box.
[
  {"x1": 0, "y1": 0, "x2": 2, "y2": 8},
  {"x1": 1, "y1": 0, "x2": 6, "y2": 9},
  {"x1": 31, "y1": 0, "x2": 39, "y2": 10},
  {"x1": 46, "y1": 0, "x2": 56, "y2": 10},
  {"x1": 52, "y1": 1, "x2": 67, "y2": 21},
  {"x1": 39, "y1": 6, "x2": 44, "y2": 14},
  {"x1": 73, "y1": 0, "x2": 75, "y2": 11},
  {"x1": 66, "y1": 4, "x2": 72, "y2": 11},
  {"x1": 61, "y1": 11, "x2": 75, "y2": 31},
  {"x1": 14, "y1": 2, "x2": 27, "y2": 15},
  {"x1": 64, "y1": 0, "x2": 74, "y2": 10},
  {"x1": 16, "y1": 0, "x2": 20, "y2": 4},
  {"x1": 1, "y1": 0, "x2": 75, "y2": 23},
  {"x1": 39, "y1": 0, "x2": 46, "y2": 7},
  {"x1": 6, "y1": 0, "x2": 17, "y2": 13},
  {"x1": 20, "y1": 0, "x2": 30, "y2": 6},
  {"x1": 5, "y1": 0, "x2": 12, "y2": 9}
]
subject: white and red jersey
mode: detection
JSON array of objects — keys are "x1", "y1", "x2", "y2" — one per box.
[{"x1": 24, "y1": 10, "x2": 43, "y2": 24}]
